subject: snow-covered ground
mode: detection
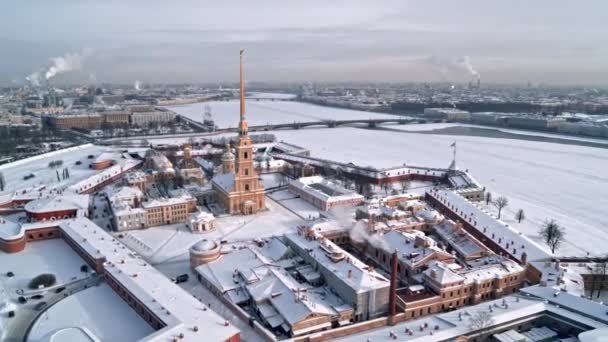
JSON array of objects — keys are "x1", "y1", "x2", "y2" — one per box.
[
  {"x1": 269, "y1": 190, "x2": 322, "y2": 220},
  {"x1": 119, "y1": 198, "x2": 305, "y2": 264},
  {"x1": 166, "y1": 99, "x2": 398, "y2": 128},
  {"x1": 0, "y1": 239, "x2": 87, "y2": 291},
  {"x1": 0, "y1": 239, "x2": 92, "y2": 341},
  {"x1": 266, "y1": 127, "x2": 608, "y2": 257},
  {"x1": 27, "y1": 282, "x2": 154, "y2": 342},
  {"x1": 393, "y1": 122, "x2": 608, "y2": 145},
  {"x1": 0, "y1": 144, "x2": 109, "y2": 193}
]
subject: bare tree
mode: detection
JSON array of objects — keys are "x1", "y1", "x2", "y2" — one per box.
[
  {"x1": 591, "y1": 260, "x2": 607, "y2": 299},
  {"x1": 493, "y1": 196, "x2": 509, "y2": 219},
  {"x1": 539, "y1": 219, "x2": 565, "y2": 254},
  {"x1": 515, "y1": 209, "x2": 526, "y2": 223},
  {"x1": 0, "y1": 172, "x2": 5, "y2": 191},
  {"x1": 399, "y1": 179, "x2": 410, "y2": 193},
  {"x1": 484, "y1": 191, "x2": 492, "y2": 205},
  {"x1": 469, "y1": 311, "x2": 495, "y2": 331},
  {"x1": 382, "y1": 182, "x2": 390, "y2": 196}
]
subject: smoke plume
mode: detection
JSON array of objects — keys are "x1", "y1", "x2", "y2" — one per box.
[
  {"x1": 45, "y1": 48, "x2": 92, "y2": 80},
  {"x1": 25, "y1": 72, "x2": 41, "y2": 86},
  {"x1": 349, "y1": 221, "x2": 389, "y2": 250},
  {"x1": 424, "y1": 54, "x2": 480, "y2": 81},
  {"x1": 456, "y1": 56, "x2": 480, "y2": 80},
  {"x1": 134, "y1": 80, "x2": 142, "y2": 91}
]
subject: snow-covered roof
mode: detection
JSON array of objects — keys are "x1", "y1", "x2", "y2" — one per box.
[
  {"x1": 93, "y1": 152, "x2": 116, "y2": 164},
  {"x1": 70, "y1": 159, "x2": 141, "y2": 194},
  {"x1": 24, "y1": 191, "x2": 89, "y2": 214},
  {"x1": 460, "y1": 257, "x2": 524, "y2": 284},
  {"x1": 285, "y1": 231, "x2": 389, "y2": 293},
  {"x1": 105, "y1": 186, "x2": 143, "y2": 204},
  {"x1": 142, "y1": 195, "x2": 192, "y2": 209},
  {"x1": 424, "y1": 260, "x2": 465, "y2": 285},
  {"x1": 0, "y1": 217, "x2": 21, "y2": 238},
  {"x1": 289, "y1": 176, "x2": 364, "y2": 203},
  {"x1": 125, "y1": 170, "x2": 147, "y2": 183},
  {"x1": 434, "y1": 220, "x2": 487, "y2": 258},
  {"x1": 190, "y1": 239, "x2": 218, "y2": 252},
  {"x1": 334, "y1": 293, "x2": 607, "y2": 342},
  {"x1": 211, "y1": 172, "x2": 235, "y2": 193},
  {"x1": 380, "y1": 230, "x2": 453, "y2": 268},
  {"x1": 426, "y1": 189, "x2": 550, "y2": 262},
  {"x1": 189, "y1": 211, "x2": 214, "y2": 224},
  {"x1": 247, "y1": 268, "x2": 338, "y2": 326},
  {"x1": 521, "y1": 285, "x2": 608, "y2": 325},
  {"x1": 196, "y1": 248, "x2": 266, "y2": 294}
]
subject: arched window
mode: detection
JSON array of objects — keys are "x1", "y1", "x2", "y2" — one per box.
[
  {"x1": 245, "y1": 184, "x2": 250, "y2": 191},
  {"x1": 244, "y1": 152, "x2": 248, "y2": 159}
]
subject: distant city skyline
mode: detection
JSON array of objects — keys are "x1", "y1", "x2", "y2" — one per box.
[{"x1": 1, "y1": 0, "x2": 607, "y2": 86}]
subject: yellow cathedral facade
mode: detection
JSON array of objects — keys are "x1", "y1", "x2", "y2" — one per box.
[{"x1": 211, "y1": 50, "x2": 266, "y2": 215}]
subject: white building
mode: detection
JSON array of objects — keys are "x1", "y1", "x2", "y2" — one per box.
[
  {"x1": 424, "y1": 108, "x2": 471, "y2": 120},
  {"x1": 188, "y1": 211, "x2": 215, "y2": 233},
  {"x1": 112, "y1": 203, "x2": 146, "y2": 231},
  {"x1": 106, "y1": 186, "x2": 144, "y2": 207},
  {"x1": 288, "y1": 176, "x2": 364, "y2": 211},
  {"x1": 130, "y1": 110, "x2": 176, "y2": 127}
]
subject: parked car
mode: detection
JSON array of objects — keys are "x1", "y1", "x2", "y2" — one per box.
[{"x1": 172, "y1": 274, "x2": 189, "y2": 284}]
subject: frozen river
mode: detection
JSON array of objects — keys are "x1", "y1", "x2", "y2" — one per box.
[{"x1": 166, "y1": 99, "x2": 398, "y2": 128}]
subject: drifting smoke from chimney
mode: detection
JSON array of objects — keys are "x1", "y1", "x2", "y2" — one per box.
[
  {"x1": 25, "y1": 72, "x2": 41, "y2": 86},
  {"x1": 424, "y1": 55, "x2": 481, "y2": 82},
  {"x1": 349, "y1": 220, "x2": 389, "y2": 250},
  {"x1": 45, "y1": 48, "x2": 92, "y2": 80},
  {"x1": 134, "y1": 80, "x2": 142, "y2": 91},
  {"x1": 456, "y1": 56, "x2": 480, "y2": 80},
  {"x1": 330, "y1": 206, "x2": 389, "y2": 250}
]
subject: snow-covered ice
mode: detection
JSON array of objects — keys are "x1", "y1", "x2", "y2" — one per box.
[
  {"x1": 392, "y1": 122, "x2": 608, "y2": 145},
  {"x1": 166, "y1": 100, "x2": 398, "y2": 128}
]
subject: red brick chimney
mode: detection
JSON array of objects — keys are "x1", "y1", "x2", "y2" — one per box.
[{"x1": 388, "y1": 249, "x2": 398, "y2": 324}]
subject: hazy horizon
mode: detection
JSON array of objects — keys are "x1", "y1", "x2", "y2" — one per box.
[{"x1": 2, "y1": 0, "x2": 607, "y2": 86}]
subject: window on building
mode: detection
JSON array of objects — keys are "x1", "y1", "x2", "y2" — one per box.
[
  {"x1": 244, "y1": 168, "x2": 249, "y2": 176},
  {"x1": 244, "y1": 152, "x2": 248, "y2": 159},
  {"x1": 245, "y1": 184, "x2": 250, "y2": 191}
]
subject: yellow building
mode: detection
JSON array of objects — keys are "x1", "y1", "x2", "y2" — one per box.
[
  {"x1": 211, "y1": 50, "x2": 266, "y2": 215},
  {"x1": 143, "y1": 197, "x2": 190, "y2": 226}
]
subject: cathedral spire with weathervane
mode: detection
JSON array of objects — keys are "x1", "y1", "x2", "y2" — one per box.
[{"x1": 239, "y1": 49, "x2": 248, "y2": 137}]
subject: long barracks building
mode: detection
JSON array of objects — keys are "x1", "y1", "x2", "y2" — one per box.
[{"x1": 0, "y1": 217, "x2": 240, "y2": 341}]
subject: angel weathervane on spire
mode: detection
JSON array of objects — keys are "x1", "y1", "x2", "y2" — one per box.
[{"x1": 238, "y1": 49, "x2": 248, "y2": 136}]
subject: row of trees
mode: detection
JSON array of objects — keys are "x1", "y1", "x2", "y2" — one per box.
[{"x1": 485, "y1": 192, "x2": 565, "y2": 254}]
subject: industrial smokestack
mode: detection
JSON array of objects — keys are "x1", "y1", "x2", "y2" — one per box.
[{"x1": 388, "y1": 249, "x2": 398, "y2": 323}]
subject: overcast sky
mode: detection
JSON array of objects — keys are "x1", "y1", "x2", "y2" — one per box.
[{"x1": 1, "y1": 0, "x2": 607, "y2": 85}]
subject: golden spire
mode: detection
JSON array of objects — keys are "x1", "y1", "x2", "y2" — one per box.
[{"x1": 238, "y1": 49, "x2": 248, "y2": 136}]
